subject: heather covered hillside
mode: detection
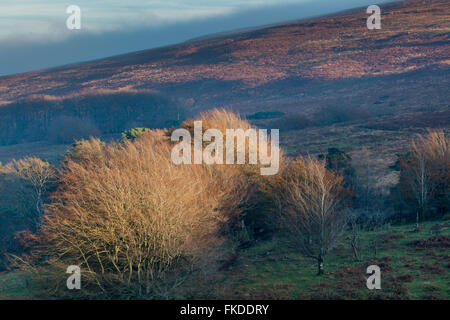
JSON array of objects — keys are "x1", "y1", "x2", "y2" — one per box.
[
  {"x1": 0, "y1": 0, "x2": 448, "y2": 105},
  {"x1": 1, "y1": 1, "x2": 448, "y2": 191}
]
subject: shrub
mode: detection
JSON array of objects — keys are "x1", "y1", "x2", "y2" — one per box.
[
  {"x1": 179, "y1": 108, "x2": 284, "y2": 239},
  {"x1": 181, "y1": 108, "x2": 253, "y2": 135},
  {"x1": 25, "y1": 130, "x2": 248, "y2": 297},
  {"x1": 65, "y1": 138, "x2": 105, "y2": 164}
]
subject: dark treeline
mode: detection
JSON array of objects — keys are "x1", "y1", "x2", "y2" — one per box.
[{"x1": 0, "y1": 92, "x2": 187, "y2": 145}]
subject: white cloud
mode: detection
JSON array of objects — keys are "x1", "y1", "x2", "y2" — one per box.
[{"x1": 0, "y1": 0, "x2": 312, "y2": 43}]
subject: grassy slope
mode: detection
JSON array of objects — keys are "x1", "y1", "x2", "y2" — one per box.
[{"x1": 1, "y1": 218, "x2": 448, "y2": 300}]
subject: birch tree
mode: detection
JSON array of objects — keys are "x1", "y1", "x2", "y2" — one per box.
[{"x1": 274, "y1": 157, "x2": 348, "y2": 275}]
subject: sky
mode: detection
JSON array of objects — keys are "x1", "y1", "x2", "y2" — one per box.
[{"x1": 0, "y1": 0, "x2": 391, "y2": 75}]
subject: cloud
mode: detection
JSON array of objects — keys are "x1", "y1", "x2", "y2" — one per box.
[
  {"x1": 0, "y1": 0, "x2": 314, "y2": 43},
  {"x1": 0, "y1": 0, "x2": 391, "y2": 75}
]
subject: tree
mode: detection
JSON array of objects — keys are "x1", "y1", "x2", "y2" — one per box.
[
  {"x1": 352, "y1": 148, "x2": 389, "y2": 223},
  {"x1": 9, "y1": 157, "x2": 55, "y2": 228},
  {"x1": 30, "y1": 132, "x2": 248, "y2": 297},
  {"x1": 397, "y1": 130, "x2": 449, "y2": 228},
  {"x1": 409, "y1": 147, "x2": 432, "y2": 229},
  {"x1": 65, "y1": 138, "x2": 105, "y2": 163},
  {"x1": 179, "y1": 108, "x2": 283, "y2": 240},
  {"x1": 348, "y1": 210, "x2": 362, "y2": 261},
  {"x1": 121, "y1": 127, "x2": 151, "y2": 141},
  {"x1": 274, "y1": 157, "x2": 348, "y2": 275},
  {"x1": 0, "y1": 165, "x2": 37, "y2": 269},
  {"x1": 318, "y1": 147, "x2": 356, "y2": 191}
]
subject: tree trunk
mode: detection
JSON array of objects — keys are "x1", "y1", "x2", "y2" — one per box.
[
  {"x1": 416, "y1": 210, "x2": 420, "y2": 231},
  {"x1": 351, "y1": 240, "x2": 360, "y2": 261},
  {"x1": 317, "y1": 255, "x2": 324, "y2": 275}
]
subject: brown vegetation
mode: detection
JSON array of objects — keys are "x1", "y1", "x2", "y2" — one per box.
[
  {"x1": 408, "y1": 235, "x2": 450, "y2": 249},
  {"x1": 17, "y1": 111, "x2": 254, "y2": 297},
  {"x1": 0, "y1": 0, "x2": 448, "y2": 105},
  {"x1": 1, "y1": 109, "x2": 448, "y2": 300}
]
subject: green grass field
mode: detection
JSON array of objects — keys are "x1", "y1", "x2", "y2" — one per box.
[
  {"x1": 216, "y1": 218, "x2": 450, "y2": 300},
  {"x1": 1, "y1": 218, "x2": 448, "y2": 300}
]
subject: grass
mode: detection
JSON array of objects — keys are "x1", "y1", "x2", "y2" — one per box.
[
  {"x1": 0, "y1": 271, "x2": 37, "y2": 300},
  {"x1": 216, "y1": 218, "x2": 450, "y2": 300},
  {"x1": 0, "y1": 218, "x2": 448, "y2": 299}
]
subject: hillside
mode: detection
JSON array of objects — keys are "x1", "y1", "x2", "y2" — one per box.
[
  {"x1": 0, "y1": 0, "x2": 449, "y2": 190},
  {"x1": 0, "y1": 0, "x2": 448, "y2": 105}
]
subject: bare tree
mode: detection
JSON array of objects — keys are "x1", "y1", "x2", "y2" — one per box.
[
  {"x1": 348, "y1": 210, "x2": 362, "y2": 261},
  {"x1": 401, "y1": 130, "x2": 449, "y2": 229},
  {"x1": 274, "y1": 157, "x2": 348, "y2": 275},
  {"x1": 408, "y1": 148, "x2": 431, "y2": 230},
  {"x1": 352, "y1": 148, "x2": 373, "y2": 215},
  {"x1": 9, "y1": 157, "x2": 55, "y2": 228}
]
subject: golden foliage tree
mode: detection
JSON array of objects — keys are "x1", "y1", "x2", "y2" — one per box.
[
  {"x1": 179, "y1": 108, "x2": 284, "y2": 238},
  {"x1": 33, "y1": 129, "x2": 248, "y2": 296}
]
